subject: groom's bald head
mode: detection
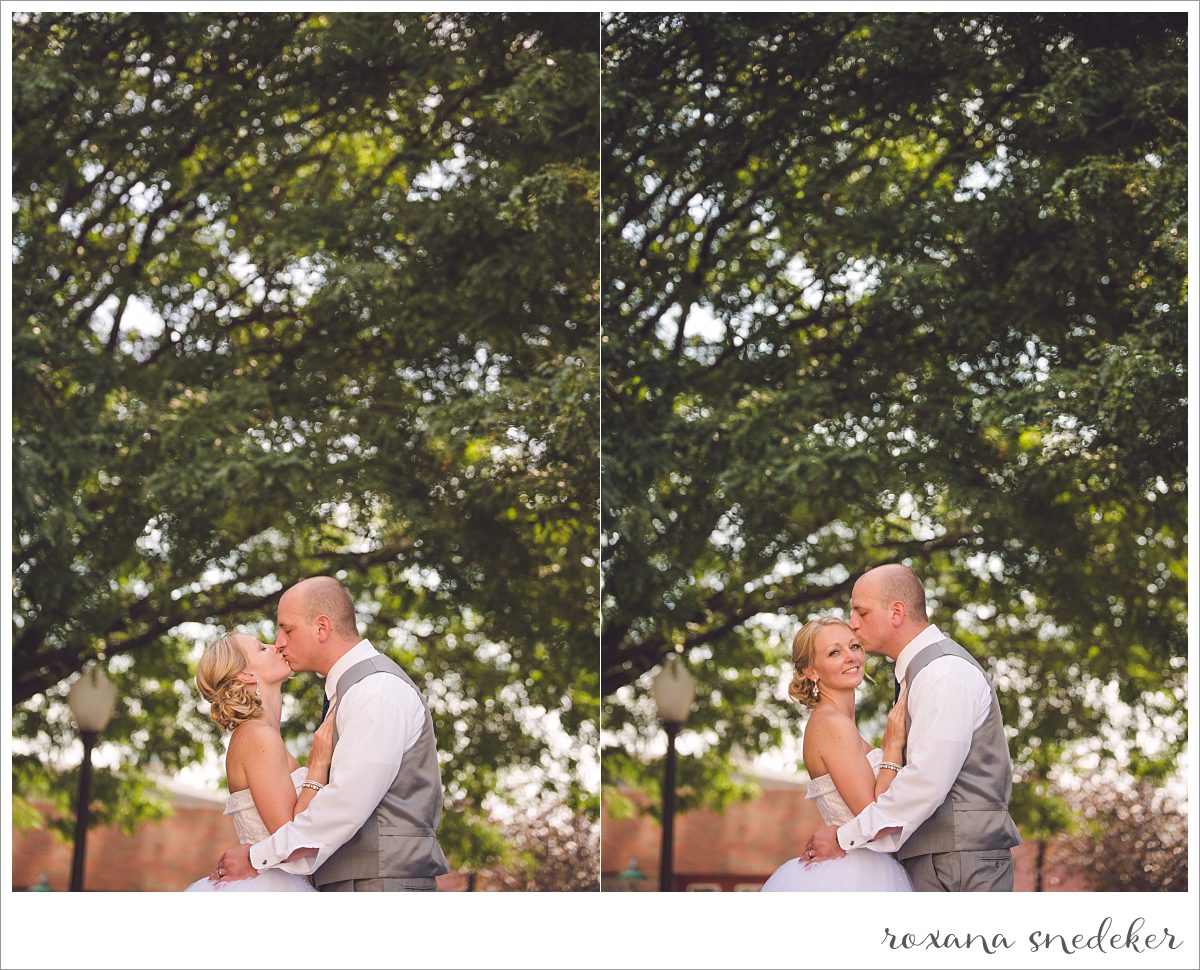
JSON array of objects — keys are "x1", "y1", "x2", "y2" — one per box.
[
  {"x1": 848, "y1": 563, "x2": 931, "y2": 658},
  {"x1": 866, "y1": 563, "x2": 928, "y2": 622},
  {"x1": 288, "y1": 576, "x2": 359, "y2": 637}
]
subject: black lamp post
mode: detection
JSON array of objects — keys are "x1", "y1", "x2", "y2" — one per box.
[
  {"x1": 67, "y1": 665, "x2": 117, "y2": 892},
  {"x1": 651, "y1": 654, "x2": 696, "y2": 893}
]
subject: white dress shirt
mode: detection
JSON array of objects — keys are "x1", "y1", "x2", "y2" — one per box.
[
  {"x1": 837, "y1": 624, "x2": 995, "y2": 853},
  {"x1": 250, "y1": 639, "x2": 427, "y2": 874}
]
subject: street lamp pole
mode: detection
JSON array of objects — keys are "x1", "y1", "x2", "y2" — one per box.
[
  {"x1": 659, "y1": 719, "x2": 680, "y2": 893},
  {"x1": 70, "y1": 730, "x2": 99, "y2": 893},
  {"x1": 67, "y1": 665, "x2": 117, "y2": 893},
  {"x1": 651, "y1": 653, "x2": 696, "y2": 894}
]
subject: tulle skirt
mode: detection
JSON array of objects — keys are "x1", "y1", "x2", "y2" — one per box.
[
  {"x1": 761, "y1": 850, "x2": 914, "y2": 892},
  {"x1": 184, "y1": 869, "x2": 316, "y2": 892}
]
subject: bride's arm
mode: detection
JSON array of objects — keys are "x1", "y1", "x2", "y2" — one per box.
[
  {"x1": 235, "y1": 723, "x2": 308, "y2": 834},
  {"x1": 874, "y1": 685, "x2": 908, "y2": 801},
  {"x1": 290, "y1": 708, "x2": 336, "y2": 820},
  {"x1": 813, "y1": 716, "x2": 880, "y2": 817}
]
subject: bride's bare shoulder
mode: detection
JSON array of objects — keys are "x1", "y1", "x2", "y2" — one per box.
[
  {"x1": 802, "y1": 708, "x2": 858, "y2": 774},
  {"x1": 226, "y1": 719, "x2": 285, "y2": 765},
  {"x1": 804, "y1": 707, "x2": 857, "y2": 739}
]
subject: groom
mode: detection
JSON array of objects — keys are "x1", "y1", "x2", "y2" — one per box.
[
  {"x1": 215, "y1": 576, "x2": 450, "y2": 890},
  {"x1": 803, "y1": 563, "x2": 1021, "y2": 891}
]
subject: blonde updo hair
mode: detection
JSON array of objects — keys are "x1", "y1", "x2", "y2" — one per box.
[
  {"x1": 788, "y1": 616, "x2": 851, "y2": 710},
  {"x1": 196, "y1": 631, "x2": 262, "y2": 732}
]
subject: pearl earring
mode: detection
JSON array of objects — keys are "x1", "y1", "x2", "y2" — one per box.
[{"x1": 254, "y1": 679, "x2": 261, "y2": 698}]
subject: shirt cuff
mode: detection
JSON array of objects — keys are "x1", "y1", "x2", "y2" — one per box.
[
  {"x1": 838, "y1": 809, "x2": 902, "y2": 854},
  {"x1": 249, "y1": 839, "x2": 273, "y2": 871},
  {"x1": 837, "y1": 819, "x2": 866, "y2": 852},
  {"x1": 251, "y1": 832, "x2": 324, "y2": 875}
]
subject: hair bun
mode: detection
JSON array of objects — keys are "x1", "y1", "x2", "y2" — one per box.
[
  {"x1": 788, "y1": 666, "x2": 821, "y2": 710},
  {"x1": 205, "y1": 679, "x2": 260, "y2": 732},
  {"x1": 195, "y1": 631, "x2": 262, "y2": 733}
]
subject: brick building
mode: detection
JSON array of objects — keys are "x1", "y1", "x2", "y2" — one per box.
[
  {"x1": 14, "y1": 774, "x2": 1084, "y2": 892},
  {"x1": 601, "y1": 769, "x2": 823, "y2": 891},
  {"x1": 11, "y1": 777, "x2": 474, "y2": 891},
  {"x1": 601, "y1": 768, "x2": 1086, "y2": 891},
  {"x1": 14, "y1": 781, "x2": 238, "y2": 892}
]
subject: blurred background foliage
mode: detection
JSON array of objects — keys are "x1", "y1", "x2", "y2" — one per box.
[
  {"x1": 600, "y1": 11, "x2": 1187, "y2": 868},
  {"x1": 12, "y1": 11, "x2": 598, "y2": 880},
  {"x1": 1055, "y1": 776, "x2": 1187, "y2": 891}
]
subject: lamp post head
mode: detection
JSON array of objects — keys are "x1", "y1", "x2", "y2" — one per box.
[
  {"x1": 652, "y1": 653, "x2": 696, "y2": 725},
  {"x1": 68, "y1": 665, "x2": 118, "y2": 734}
]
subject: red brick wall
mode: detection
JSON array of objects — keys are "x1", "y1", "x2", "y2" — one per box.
[
  {"x1": 602, "y1": 785, "x2": 824, "y2": 891},
  {"x1": 13, "y1": 800, "x2": 477, "y2": 892},
  {"x1": 12, "y1": 803, "x2": 237, "y2": 892},
  {"x1": 601, "y1": 786, "x2": 1086, "y2": 891},
  {"x1": 15, "y1": 790, "x2": 1086, "y2": 893}
]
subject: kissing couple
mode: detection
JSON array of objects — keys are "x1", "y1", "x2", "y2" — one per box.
[
  {"x1": 762, "y1": 563, "x2": 1021, "y2": 892},
  {"x1": 185, "y1": 576, "x2": 450, "y2": 892}
]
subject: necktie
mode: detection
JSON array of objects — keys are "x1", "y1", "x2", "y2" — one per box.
[
  {"x1": 320, "y1": 693, "x2": 331, "y2": 724},
  {"x1": 894, "y1": 674, "x2": 902, "y2": 705}
]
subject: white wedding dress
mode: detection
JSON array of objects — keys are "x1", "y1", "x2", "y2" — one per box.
[
  {"x1": 761, "y1": 748, "x2": 914, "y2": 892},
  {"x1": 185, "y1": 767, "x2": 316, "y2": 892}
]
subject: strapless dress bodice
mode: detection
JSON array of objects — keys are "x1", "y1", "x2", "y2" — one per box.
[{"x1": 806, "y1": 748, "x2": 884, "y2": 826}]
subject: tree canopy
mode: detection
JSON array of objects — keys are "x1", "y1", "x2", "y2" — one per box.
[
  {"x1": 12, "y1": 11, "x2": 599, "y2": 871},
  {"x1": 601, "y1": 13, "x2": 1186, "y2": 818}
]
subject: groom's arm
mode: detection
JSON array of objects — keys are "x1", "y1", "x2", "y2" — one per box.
[
  {"x1": 248, "y1": 676, "x2": 424, "y2": 875},
  {"x1": 837, "y1": 659, "x2": 984, "y2": 854}
]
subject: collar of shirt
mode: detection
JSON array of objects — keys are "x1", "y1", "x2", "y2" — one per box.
[
  {"x1": 893, "y1": 624, "x2": 945, "y2": 684},
  {"x1": 323, "y1": 638, "x2": 375, "y2": 702}
]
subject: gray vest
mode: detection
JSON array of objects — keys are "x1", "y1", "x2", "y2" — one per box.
[
  {"x1": 896, "y1": 638, "x2": 1021, "y2": 861},
  {"x1": 312, "y1": 655, "x2": 451, "y2": 887}
]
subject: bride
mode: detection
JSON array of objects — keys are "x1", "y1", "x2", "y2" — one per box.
[
  {"x1": 185, "y1": 630, "x2": 334, "y2": 892},
  {"x1": 762, "y1": 616, "x2": 913, "y2": 891}
]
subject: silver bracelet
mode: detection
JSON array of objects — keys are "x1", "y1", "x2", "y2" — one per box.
[
  {"x1": 879, "y1": 760, "x2": 903, "y2": 772},
  {"x1": 300, "y1": 780, "x2": 325, "y2": 792}
]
